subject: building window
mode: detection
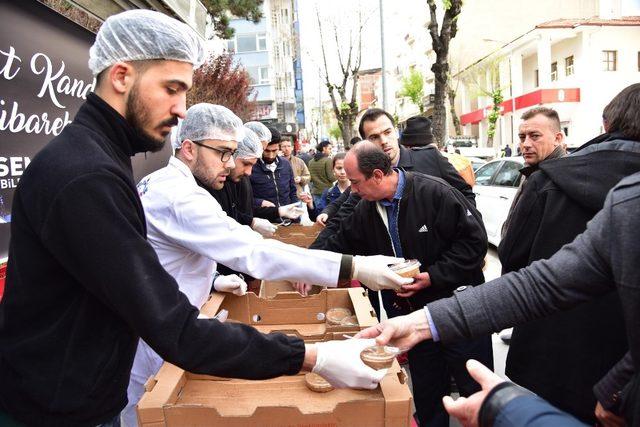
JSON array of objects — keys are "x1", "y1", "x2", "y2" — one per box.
[
  {"x1": 259, "y1": 67, "x2": 270, "y2": 84},
  {"x1": 235, "y1": 33, "x2": 267, "y2": 53},
  {"x1": 602, "y1": 50, "x2": 617, "y2": 71},
  {"x1": 565, "y1": 55, "x2": 574, "y2": 76},
  {"x1": 551, "y1": 62, "x2": 558, "y2": 81},
  {"x1": 247, "y1": 66, "x2": 270, "y2": 85},
  {"x1": 257, "y1": 33, "x2": 267, "y2": 51},
  {"x1": 534, "y1": 69, "x2": 539, "y2": 87},
  {"x1": 226, "y1": 39, "x2": 236, "y2": 53}
]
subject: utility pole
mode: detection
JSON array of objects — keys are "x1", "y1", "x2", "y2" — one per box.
[{"x1": 379, "y1": 0, "x2": 388, "y2": 110}]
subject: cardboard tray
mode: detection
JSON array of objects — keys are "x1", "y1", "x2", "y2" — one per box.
[
  {"x1": 272, "y1": 223, "x2": 323, "y2": 248},
  {"x1": 258, "y1": 279, "x2": 323, "y2": 299},
  {"x1": 137, "y1": 289, "x2": 413, "y2": 426},
  {"x1": 138, "y1": 359, "x2": 413, "y2": 427},
  {"x1": 203, "y1": 288, "x2": 378, "y2": 341}
]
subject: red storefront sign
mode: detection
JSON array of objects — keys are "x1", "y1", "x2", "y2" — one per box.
[{"x1": 460, "y1": 88, "x2": 580, "y2": 125}]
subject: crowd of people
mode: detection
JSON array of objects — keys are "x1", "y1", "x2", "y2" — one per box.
[{"x1": 0, "y1": 8, "x2": 639, "y2": 427}]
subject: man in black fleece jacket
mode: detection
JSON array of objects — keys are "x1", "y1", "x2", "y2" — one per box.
[
  {"x1": 497, "y1": 86, "x2": 640, "y2": 423},
  {"x1": 311, "y1": 108, "x2": 474, "y2": 251},
  {"x1": 358, "y1": 171, "x2": 640, "y2": 426},
  {"x1": 324, "y1": 143, "x2": 491, "y2": 427},
  {"x1": 0, "y1": 10, "x2": 388, "y2": 426}
]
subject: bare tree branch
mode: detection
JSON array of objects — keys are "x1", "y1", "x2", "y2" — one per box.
[{"x1": 315, "y1": 4, "x2": 364, "y2": 146}]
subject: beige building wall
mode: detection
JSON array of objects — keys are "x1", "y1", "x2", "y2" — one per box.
[{"x1": 450, "y1": 0, "x2": 599, "y2": 72}]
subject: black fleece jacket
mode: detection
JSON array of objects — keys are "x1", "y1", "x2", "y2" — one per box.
[
  {"x1": 0, "y1": 94, "x2": 304, "y2": 426},
  {"x1": 311, "y1": 145, "x2": 475, "y2": 251},
  {"x1": 327, "y1": 172, "x2": 486, "y2": 308}
]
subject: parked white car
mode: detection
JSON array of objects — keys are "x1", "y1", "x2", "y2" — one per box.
[
  {"x1": 473, "y1": 157, "x2": 525, "y2": 246},
  {"x1": 467, "y1": 157, "x2": 487, "y2": 171}
]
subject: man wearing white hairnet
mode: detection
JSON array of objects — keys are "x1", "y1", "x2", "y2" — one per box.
[
  {"x1": 210, "y1": 125, "x2": 282, "y2": 237},
  {"x1": 240, "y1": 122, "x2": 306, "y2": 223},
  {"x1": 0, "y1": 10, "x2": 406, "y2": 426},
  {"x1": 124, "y1": 103, "x2": 415, "y2": 425},
  {"x1": 245, "y1": 120, "x2": 272, "y2": 149}
]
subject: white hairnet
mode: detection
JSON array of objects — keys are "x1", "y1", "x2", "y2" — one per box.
[
  {"x1": 170, "y1": 119, "x2": 184, "y2": 150},
  {"x1": 180, "y1": 103, "x2": 244, "y2": 143},
  {"x1": 244, "y1": 121, "x2": 272, "y2": 142},
  {"x1": 89, "y1": 9, "x2": 206, "y2": 76},
  {"x1": 235, "y1": 127, "x2": 263, "y2": 159}
]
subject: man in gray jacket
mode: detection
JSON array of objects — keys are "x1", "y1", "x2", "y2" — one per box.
[{"x1": 357, "y1": 171, "x2": 640, "y2": 426}]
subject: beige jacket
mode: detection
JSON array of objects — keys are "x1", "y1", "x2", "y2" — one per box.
[{"x1": 288, "y1": 155, "x2": 311, "y2": 196}]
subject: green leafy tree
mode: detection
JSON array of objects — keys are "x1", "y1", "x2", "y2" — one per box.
[
  {"x1": 328, "y1": 124, "x2": 342, "y2": 141},
  {"x1": 399, "y1": 69, "x2": 425, "y2": 114},
  {"x1": 201, "y1": 0, "x2": 263, "y2": 39}
]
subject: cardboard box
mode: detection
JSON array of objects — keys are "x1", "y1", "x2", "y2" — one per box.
[
  {"x1": 138, "y1": 361, "x2": 412, "y2": 427},
  {"x1": 259, "y1": 279, "x2": 323, "y2": 299},
  {"x1": 272, "y1": 223, "x2": 323, "y2": 248},
  {"x1": 206, "y1": 288, "x2": 378, "y2": 341},
  {"x1": 137, "y1": 290, "x2": 414, "y2": 426}
]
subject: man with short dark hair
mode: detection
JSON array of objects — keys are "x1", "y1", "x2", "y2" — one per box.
[
  {"x1": 250, "y1": 128, "x2": 306, "y2": 219},
  {"x1": 308, "y1": 140, "x2": 335, "y2": 206},
  {"x1": 281, "y1": 137, "x2": 310, "y2": 197},
  {"x1": 311, "y1": 108, "x2": 474, "y2": 251},
  {"x1": 497, "y1": 90, "x2": 640, "y2": 423},
  {"x1": 124, "y1": 104, "x2": 412, "y2": 425},
  {"x1": 0, "y1": 11, "x2": 400, "y2": 425},
  {"x1": 323, "y1": 142, "x2": 492, "y2": 427},
  {"x1": 357, "y1": 170, "x2": 640, "y2": 427}
]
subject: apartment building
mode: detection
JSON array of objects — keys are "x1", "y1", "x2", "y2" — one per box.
[
  {"x1": 227, "y1": 0, "x2": 301, "y2": 135},
  {"x1": 456, "y1": 16, "x2": 640, "y2": 150}
]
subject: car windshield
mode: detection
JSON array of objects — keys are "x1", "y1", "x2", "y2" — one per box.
[
  {"x1": 474, "y1": 161, "x2": 501, "y2": 186},
  {"x1": 493, "y1": 161, "x2": 522, "y2": 187}
]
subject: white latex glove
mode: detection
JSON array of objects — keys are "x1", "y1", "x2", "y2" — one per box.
[
  {"x1": 252, "y1": 217, "x2": 277, "y2": 237},
  {"x1": 313, "y1": 338, "x2": 387, "y2": 389},
  {"x1": 278, "y1": 202, "x2": 306, "y2": 219},
  {"x1": 353, "y1": 255, "x2": 414, "y2": 291},
  {"x1": 213, "y1": 274, "x2": 247, "y2": 296}
]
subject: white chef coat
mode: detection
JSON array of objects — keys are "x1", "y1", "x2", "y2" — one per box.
[{"x1": 121, "y1": 156, "x2": 342, "y2": 426}]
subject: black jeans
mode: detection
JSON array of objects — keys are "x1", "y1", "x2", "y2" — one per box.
[
  {"x1": 409, "y1": 337, "x2": 493, "y2": 427},
  {"x1": 368, "y1": 289, "x2": 494, "y2": 427}
]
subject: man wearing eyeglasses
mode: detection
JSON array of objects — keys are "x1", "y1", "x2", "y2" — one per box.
[
  {"x1": 124, "y1": 103, "x2": 414, "y2": 425},
  {"x1": 311, "y1": 108, "x2": 474, "y2": 251}
]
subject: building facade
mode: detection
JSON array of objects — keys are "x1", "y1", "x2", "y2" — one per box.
[
  {"x1": 455, "y1": 17, "x2": 640, "y2": 151},
  {"x1": 226, "y1": 0, "x2": 301, "y2": 136},
  {"x1": 446, "y1": 0, "x2": 640, "y2": 151}
]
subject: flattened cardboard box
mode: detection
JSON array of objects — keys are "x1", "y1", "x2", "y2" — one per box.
[
  {"x1": 137, "y1": 289, "x2": 413, "y2": 426},
  {"x1": 138, "y1": 361, "x2": 412, "y2": 427},
  {"x1": 272, "y1": 223, "x2": 323, "y2": 248}
]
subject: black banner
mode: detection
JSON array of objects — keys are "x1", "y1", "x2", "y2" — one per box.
[{"x1": 0, "y1": 0, "x2": 171, "y2": 260}]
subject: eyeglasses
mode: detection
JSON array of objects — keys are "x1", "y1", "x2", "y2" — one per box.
[{"x1": 192, "y1": 141, "x2": 236, "y2": 162}]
